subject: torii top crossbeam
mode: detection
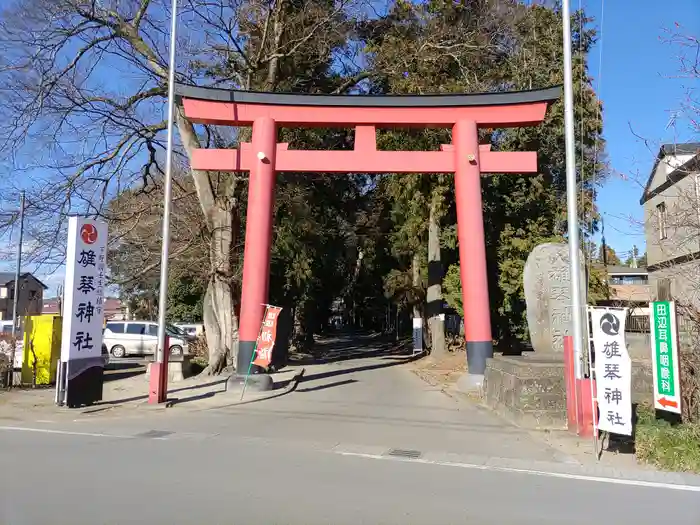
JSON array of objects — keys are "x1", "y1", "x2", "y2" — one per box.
[
  {"x1": 175, "y1": 84, "x2": 561, "y2": 175},
  {"x1": 176, "y1": 84, "x2": 561, "y2": 127}
]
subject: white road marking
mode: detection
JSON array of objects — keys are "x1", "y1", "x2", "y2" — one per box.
[
  {"x1": 0, "y1": 426, "x2": 130, "y2": 439},
  {"x1": 335, "y1": 451, "x2": 700, "y2": 492}
]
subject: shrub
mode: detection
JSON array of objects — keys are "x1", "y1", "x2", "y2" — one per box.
[{"x1": 635, "y1": 404, "x2": 700, "y2": 473}]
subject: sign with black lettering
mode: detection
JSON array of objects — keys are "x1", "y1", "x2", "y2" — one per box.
[{"x1": 591, "y1": 307, "x2": 632, "y2": 435}]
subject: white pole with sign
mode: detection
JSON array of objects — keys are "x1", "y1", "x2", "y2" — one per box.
[
  {"x1": 56, "y1": 216, "x2": 108, "y2": 407},
  {"x1": 649, "y1": 301, "x2": 682, "y2": 414},
  {"x1": 590, "y1": 306, "x2": 632, "y2": 436}
]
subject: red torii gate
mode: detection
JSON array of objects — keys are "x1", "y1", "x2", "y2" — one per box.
[{"x1": 175, "y1": 84, "x2": 560, "y2": 389}]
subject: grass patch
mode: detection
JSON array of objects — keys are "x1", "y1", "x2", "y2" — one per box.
[{"x1": 635, "y1": 404, "x2": 700, "y2": 473}]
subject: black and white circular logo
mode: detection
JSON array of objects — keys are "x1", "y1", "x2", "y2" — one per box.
[{"x1": 600, "y1": 313, "x2": 620, "y2": 336}]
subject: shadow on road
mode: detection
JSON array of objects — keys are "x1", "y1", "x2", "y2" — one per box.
[
  {"x1": 297, "y1": 378, "x2": 358, "y2": 392},
  {"x1": 103, "y1": 369, "x2": 146, "y2": 382}
]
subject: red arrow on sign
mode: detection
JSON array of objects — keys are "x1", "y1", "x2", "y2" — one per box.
[{"x1": 658, "y1": 397, "x2": 678, "y2": 409}]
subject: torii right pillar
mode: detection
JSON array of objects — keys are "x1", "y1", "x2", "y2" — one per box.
[{"x1": 453, "y1": 120, "x2": 492, "y2": 388}]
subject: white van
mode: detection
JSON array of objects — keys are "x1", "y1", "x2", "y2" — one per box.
[{"x1": 103, "y1": 321, "x2": 191, "y2": 358}]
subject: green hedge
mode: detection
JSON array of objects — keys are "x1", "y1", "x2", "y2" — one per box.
[{"x1": 635, "y1": 404, "x2": 700, "y2": 473}]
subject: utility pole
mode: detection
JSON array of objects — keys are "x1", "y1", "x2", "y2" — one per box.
[
  {"x1": 6, "y1": 191, "x2": 25, "y2": 388},
  {"x1": 11, "y1": 191, "x2": 25, "y2": 338},
  {"x1": 562, "y1": 0, "x2": 585, "y2": 381}
]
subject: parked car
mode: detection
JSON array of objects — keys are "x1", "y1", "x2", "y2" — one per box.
[
  {"x1": 174, "y1": 322, "x2": 204, "y2": 337},
  {"x1": 102, "y1": 321, "x2": 191, "y2": 358}
]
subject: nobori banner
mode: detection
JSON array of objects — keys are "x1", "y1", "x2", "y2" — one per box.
[
  {"x1": 56, "y1": 217, "x2": 108, "y2": 407},
  {"x1": 649, "y1": 301, "x2": 682, "y2": 414},
  {"x1": 590, "y1": 307, "x2": 632, "y2": 436}
]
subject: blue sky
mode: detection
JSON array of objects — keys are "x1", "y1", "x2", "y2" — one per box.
[
  {"x1": 584, "y1": 0, "x2": 699, "y2": 261},
  {"x1": 3, "y1": 0, "x2": 698, "y2": 296}
]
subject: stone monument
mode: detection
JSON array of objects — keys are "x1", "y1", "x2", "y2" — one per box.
[{"x1": 523, "y1": 242, "x2": 586, "y2": 353}]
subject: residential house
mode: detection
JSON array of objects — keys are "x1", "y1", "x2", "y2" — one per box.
[
  {"x1": 0, "y1": 272, "x2": 47, "y2": 321},
  {"x1": 595, "y1": 264, "x2": 651, "y2": 331},
  {"x1": 42, "y1": 296, "x2": 128, "y2": 320},
  {"x1": 641, "y1": 142, "x2": 700, "y2": 307}
]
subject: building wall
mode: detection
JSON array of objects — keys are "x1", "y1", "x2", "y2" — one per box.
[
  {"x1": 609, "y1": 283, "x2": 652, "y2": 303},
  {"x1": 649, "y1": 258, "x2": 700, "y2": 309},
  {"x1": 0, "y1": 279, "x2": 44, "y2": 320},
  {"x1": 644, "y1": 172, "x2": 700, "y2": 267}
]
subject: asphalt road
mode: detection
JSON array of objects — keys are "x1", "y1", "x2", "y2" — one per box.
[
  {"x1": 1, "y1": 423, "x2": 699, "y2": 525},
  {"x1": 2, "y1": 335, "x2": 700, "y2": 524}
]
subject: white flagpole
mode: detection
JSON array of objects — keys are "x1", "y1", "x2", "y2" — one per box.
[
  {"x1": 562, "y1": 0, "x2": 585, "y2": 380},
  {"x1": 155, "y1": 0, "x2": 179, "y2": 368},
  {"x1": 562, "y1": 0, "x2": 596, "y2": 454}
]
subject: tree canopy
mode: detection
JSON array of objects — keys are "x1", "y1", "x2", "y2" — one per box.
[{"x1": 0, "y1": 0, "x2": 607, "y2": 366}]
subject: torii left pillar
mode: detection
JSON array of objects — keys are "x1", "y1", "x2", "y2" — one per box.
[{"x1": 227, "y1": 116, "x2": 276, "y2": 392}]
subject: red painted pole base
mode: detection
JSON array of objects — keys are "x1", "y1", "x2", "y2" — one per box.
[
  {"x1": 148, "y1": 362, "x2": 168, "y2": 404},
  {"x1": 564, "y1": 335, "x2": 598, "y2": 438},
  {"x1": 148, "y1": 336, "x2": 170, "y2": 404},
  {"x1": 576, "y1": 378, "x2": 597, "y2": 438}
]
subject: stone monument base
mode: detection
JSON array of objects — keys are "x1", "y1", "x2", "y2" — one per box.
[
  {"x1": 481, "y1": 353, "x2": 654, "y2": 430},
  {"x1": 145, "y1": 354, "x2": 193, "y2": 383}
]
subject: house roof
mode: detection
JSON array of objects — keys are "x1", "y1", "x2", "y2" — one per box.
[
  {"x1": 43, "y1": 297, "x2": 123, "y2": 312},
  {"x1": 639, "y1": 142, "x2": 700, "y2": 205},
  {"x1": 0, "y1": 272, "x2": 48, "y2": 290}
]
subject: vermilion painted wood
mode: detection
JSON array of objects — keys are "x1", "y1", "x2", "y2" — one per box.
[
  {"x1": 238, "y1": 117, "x2": 277, "y2": 345},
  {"x1": 177, "y1": 84, "x2": 560, "y2": 378},
  {"x1": 191, "y1": 146, "x2": 536, "y2": 173},
  {"x1": 181, "y1": 98, "x2": 549, "y2": 128},
  {"x1": 453, "y1": 120, "x2": 492, "y2": 345}
]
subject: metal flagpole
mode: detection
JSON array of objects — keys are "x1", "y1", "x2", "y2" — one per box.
[
  {"x1": 563, "y1": 0, "x2": 595, "y2": 452},
  {"x1": 11, "y1": 190, "x2": 25, "y2": 339},
  {"x1": 155, "y1": 0, "x2": 179, "y2": 367}
]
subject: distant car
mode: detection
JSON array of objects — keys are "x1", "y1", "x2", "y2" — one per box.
[
  {"x1": 102, "y1": 321, "x2": 190, "y2": 358},
  {"x1": 174, "y1": 323, "x2": 204, "y2": 337}
]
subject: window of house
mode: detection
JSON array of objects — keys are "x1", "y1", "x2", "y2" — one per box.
[
  {"x1": 656, "y1": 202, "x2": 668, "y2": 240},
  {"x1": 28, "y1": 290, "x2": 38, "y2": 300},
  {"x1": 657, "y1": 278, "x2": 671, "y2": 301}
]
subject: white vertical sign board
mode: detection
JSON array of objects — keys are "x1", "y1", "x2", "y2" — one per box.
[
  {"x1": 60, "y1": 217, "x2": 108, "y2": 365},
  {"x1": 591, "y1": 307, "x2": 632, "y2": 436}
]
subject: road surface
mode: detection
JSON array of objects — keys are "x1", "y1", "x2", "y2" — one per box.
[{"x1": 1, "y1": 335, "x2": 699, "y2": 524}]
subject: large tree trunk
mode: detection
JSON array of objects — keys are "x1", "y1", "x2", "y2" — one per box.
[
  {"x1": 427, "y1": 201, "x2": 446, "y2": 357},
  {"x1": 176, "y1": 111, "x2": 240, "y2": 375},
  {"x1": 411, "y1": 253, "x2": 430, "y2": 349},
  {"x1": 202, "y1": 205, "x2": 238, "y2": 374}
]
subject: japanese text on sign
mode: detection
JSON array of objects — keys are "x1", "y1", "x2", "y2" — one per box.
[
  {"x1": 591, "y1": 308, "x2": 632, "y2": 436},
  {"x1": 650, "y1": 301, "x2": 681, "y2": 414},
  {"x1": 252, "y1": 306, "x2": 283, "y2": 368},
  {"x1": 59, "y1": 218, "x2": 108, "y2": 365}
]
